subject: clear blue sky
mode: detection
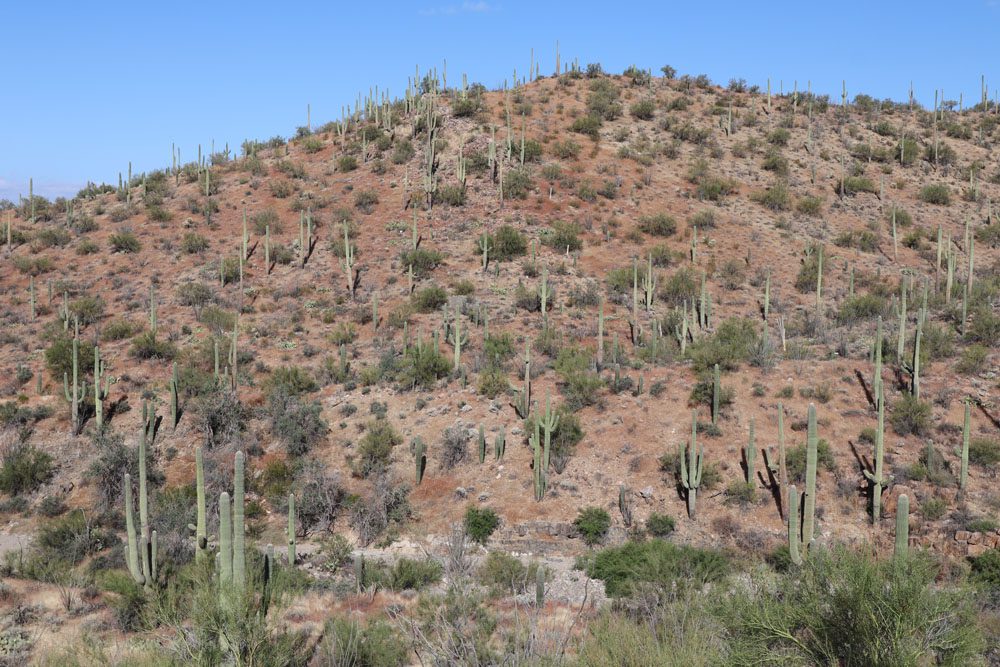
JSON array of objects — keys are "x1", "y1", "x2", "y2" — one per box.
[{"x1": 2, "y1": 0, "x2": 997, "y2": 201}]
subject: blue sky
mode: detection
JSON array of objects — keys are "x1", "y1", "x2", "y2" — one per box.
[{"x1": 2, "y1": 0, "x2": 997, "y2": 201}]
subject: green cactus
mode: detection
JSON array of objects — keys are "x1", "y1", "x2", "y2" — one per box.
[
  {"x1": 479, "y1": 232, "x2": 491, "y2": 272},
  {"x1": 93, "y1": 345, "x2": 112, "y2": 430},
  {"x1": 354, "y1": 554, "x2": 365, "y2": 592},
  {"x1": 28, "y1": 276, "x2": 35, "y2": 322},
  {"x1": 873, "y1": 316, "x2": 883, "y2": 403},
  {"x1": 232, "y1": 451, "x2": 246, "y2": 594},
  {"x1": 288, "y1": 493, "x2": 297, "y2": 564},
  {"x1": 513, "y1": 342, "x2": 531, "y2": 419},
  {"x1": 494, "y1": 426, "x2": 506, "y2": 461},
  {"x1": 265, "y1": 224, "x2": 271, "y2": 275},
  {"x1": 618, "y1": 484, "x2": 633, "y2": 527},
  {"x1": 539, "y1": 393, "x2": 560, "y2": 482},
  {"x1": 763, "y1": 270, "x2": 771, "y2": 321},
  {"x1": 895, "y1": 494, "x2": 909, "y2": 559},
  {"x1": 864, "y1": 385, "x2": 888, "y2": 524},
  {"x1": 219, "y1": 491, "x2": 233, "y2": 587},
  {"x1": 788, "y1": 484, "x2": 802, "y2": 565},
  {"x1": 744, "y1": 418, "x2": 757, "y2": 484},
  {"x1": 960, "y1": 399, "x2": 970, "y2": 491},
  {"x1": 531, "y1": 417, "x2": 545, "y2": 501},
  {"x1": 642, "y1": 252, "x2": 656, "y2": 311},
  {"x1": 538, "y1": 267, "x2": 552, "y2": 316},
  {"x1": 802, "y1": 404, "x2": 819, "y2": 546},
  {"x1": 62, "y1": 327, "x2": 84, "y2": 435},
  {"x1": 448, "y1": 313, "x2": 468, "y2": 369},
  {"x1": 194, "y1": 447, "x2": 208, "y2": 563},
  {"x1": 168, "y1": 362, "x2": 179, "y2": 429},
  {"x1": 149, "y1": 284, "x2": 157, "y2": 340},
  {"x1": 414, "y1": 437, "x2": 427, "y2": 485},
  {"x1": 341, "y1": 222, "x2": 357, "y2": 298},
  {"x1": 711, "y1": 364, "x2": 721, "y2": 425},
  {"x1": 535, "y1": 565, "x2": 545, "y2": 607},
  {"x1": 478, "y1": 424, "x2": 486, "y2": 464},
  {"x1": 680, "y1": 410, "x2": 704, "y2": 520},
  {"x1": 764, "y1": 403, "x2": 789, "y2": 516},
  {"x1": 897, "y1": 279, "x2": 907, "y2": 364}
]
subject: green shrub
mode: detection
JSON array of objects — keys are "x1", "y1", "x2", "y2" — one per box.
[
  {"x1": 0, "y1": 441, "x2": 54, "y2": 495},
  {"x1": 630, "y1": 99, "x2": 655, "y2": 120},
  {"x1": 396, "y1": 342, "x2": 451, "y2": 390},
  {"x1": 181, "y1": 233, "x2": 209, "y2": 254},
  {"x1": 267, "y1": 392, "x2": 328, "y2": 457},
  {"x1": 464, "y1": 506, "x2": 500, "y2": 545},
  {"x1": 488, "y1": 225, "x2": 527, "y2": 261},
  {"x1": 389, "y1": 557, "x2": 442, "y2": 590},
  {"x1": 687, "y1": 317, "x2": 760, "y2": 372},
  {"x1": 502, "y1": 168, "x2": 532, "y2": 199},
  {"x1": 399, "y1": 247, "x2": 444, "y2": 278},
  {"x1": 586, "y1": 539, "x2": 728, "y2": 597},
  {"x1": 659, "y1": 267, "x2": 699, "y2": 306},
  {"x1": 787, "y1": 438, "x2": 836, "y2": 483},
  {"x1": 337, "y1": 155, "x2": 357, "y2": 172},
  {"x1": 638, "y1": 213, "x2": 677, "y2": 237},
  {"x1": 109, "y1": 231, "x2": 141, "y2": 253},
  {"x1": 435, "y1": 184, "x2": 466, "y2": 206},
  {"x1": 354, "y1": 190, "x2": 379, "y2": 212},
  {"x1": 574, "y1": 507, "x2": 611, "y2": 546},
  {"x1": 478, "y1": 551, "x2": 538, "y2": 595},
  {"x1": 970, "y1": 549, "x2": 1000, "y2": 589},
  {"x1": 646, "y1": 513, "x2": 675, "y2": 537},
  {"x1": 796, "y1": 195, "x2": 823, "y2": 216},
  {"x1": 571, "y1": 115, "x2": 602, "y2": 139},
  {"x1": 543, "y1": 220, "x2": 582, "y2": 251},
  {"x1": 45, "y1": 335, "x2": 96, "y2": 378},
  {"x1": 412, "y1": 285, "x2": 447, "y2": 312},
  {"x1": 751, "y1": 180, "x2": 791, "y2": 211},
  {"x1": 319, "y1": 617, "x2": 408, "y2": 667},
  {"x1": 969, "y1": 438, "x2": 1000, "y2": 467},
  {"x1": 130, "y1": 331, "x2": 178, "y2": 360},
  {"x1": 352, "y1": 418, "x2": 403, "y2": 478},
  {"x1": 919, "y1": 184, "x2": 951, "y2": 205},
  {"x1": 890, "y1": 395, "x2": 932, "y2": 436},
  {"x1": 837, "y1": 293, "x2": 889, "y2": 323},
  {"x1": 264, "y1": 366, "x2": 318, "y2": 397}
]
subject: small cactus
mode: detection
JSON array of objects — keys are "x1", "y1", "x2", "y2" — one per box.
[
  {"x1": 680, "y1": 410, "x2": 704, "y2": 520},
  {"x1": 895, "y1": 494, "x2": 909, "y2": 559}
]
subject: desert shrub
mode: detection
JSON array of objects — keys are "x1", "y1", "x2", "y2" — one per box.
[
  {"x1": 967, "y1": 309, "x2": 1000, "y2": 345},
  {"x1": 478, "y1": 551, "x2": 538, "y2": 595},
  {"x1": 724, "y1": 547, "x2": 980, "y2": 665},
  {"x1": 337, "y1": 155, "x2": 357, "y2": 172},
  {"x1": 350, "y1": 476, "x2": 411, "y2": 547},
  {"x1": 502, "y1": 168, "x2": 532, "y2": 199},
  {"x1": 398, "y1": 247, "x2": 444, "y2": 278},
  {"x1": 464, "y1": 506, "x2": 500, "y2": 545},
  {"x1": 319, "y1": 617, "x2": 408, "y2": 667},
  {"x1": 487, "y1": 225, "x2": 527, "y2": 261},
  {"x1": 630, "y1": 99, "x2": 655, "y2": 120},
  {"x1": 920, "y1": 497, "x2": 947, "y2": 520},
  {"x1": 435, "y1": 184, "x2": 466, "y2": 206},
  {"x1": 264, "y1": 366, "x2": 318, "y2": 397},
  {"x1": 267, "y1": 391, "x2": 328, "y2": 457},
  {"x1": 68, "y1": 296, "x2": 105, "y2": 326},
  {"x1": 526, "y1": 408, "x2": 583, "y2": 473},
  {"x1": 837, "y1": 293, "x2": 890, "y2": 323},
  {"x1": 543, "y1": 220, "x2": 582, "y2": 251},
  {"x1": 687, "y1": 317, "x2": 760, "y2": 372},
  {"x1": 638, "y1": 213, "x2": 677, "y2": 237},
  {"x1": 412, "y1": 285, "x2": 447, "y2": 312},
  {"x1": 45, "y1": 334, "x2": 95, "y2": 378},
  {"x1": 353, "y1": 419, "x2": 402, "y2": 478},
  {"x1": 130, "y1": 331, "x2": 177, "y2": 360},
  {"x1": 839, "y1": 176, "x2": 877, "y2": 196},
  {"x1": 919, "y1": 184, "x2": 951, "y2": 205},
  {"x1": 574, "y1": 507, "x2": 611, "y2": 546},
  {"x1": 695, "y1": 175, "x2": 738, "y2": 201},
  {"x1": 794, "y1": 250, "x2": 822, "y2": 293},
  {"x1": 970, "y1": 549, "x2": 1000, "y2": 589},
  {"x1": 192, "y1": 388, "x2": 250, "y2": 450},
  {"x1": 659, "y1": 267, "x2": 699, "y2": 306},
  {"x1": 891, "y1": 395, "x2": 932, "y2": 436},
  {"x1": 646, "y1": 512, "x2": 676, "y2": 537},
  {"x1": 439, "y1": 423, "x2": 470, "y2": 470},
  {"x1": 969, "y1": 438, "x2": 1000, "y2": 467},
  {"x1": 571, "y1": 115, "x2": 602, "y2": 139},
  {"x1": 177, "y1": 282, "x2": 213, "y2": 315},
  {"x1": 181, "y1": 233, "x2": 209, "y2": 253},
  {"x1": 293, "y1": 463, "x2": 344, "y2": 537},
  {"x1": 796, "y1": 195, "x2": 823, "y2": 215},
  {"x1": 586, "y1": 539, "x2": 728, "y2": 597},
  {"x1": 109, "y1": 231, "x2": 141, "y2": 253},
  {"x1": 251, "y1": 208, "x2": 281, "y2": 235},
  {"x1": 396, "y1": 341, "x2": 451, "y2": 389},
  {"x1": 751, "y1": 180, "x2": 790, "y2": 210},
  {"x1": 0, "y1": 441, "x2": 54, "y2": 495},
  {"x1": 34, "y1": 510, "x2": 109, "y2": 566},
  {"x1": 354, "y1": 190, "x2": 379, "y2": 213},
  {"x1": 786, "y1": 438, "x2": 836, "y2": 483},
  {"x1": 552, "y1": 139, "x2": 582, "y2": 159}
]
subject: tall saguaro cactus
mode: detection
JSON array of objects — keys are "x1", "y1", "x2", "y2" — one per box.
[
  {"x1": 895, "y1": 494, "x2": 910, "y2": 559},
  {"x1": 680, "y1": 410, "x2": 704, "y2": 520},
  {"x1": 287, "y1": 493, "x2": 297, "y2": 565},
  {"x1": 788, "y1": 484, "x2": 802, "y2": 565},
  {"x1": 864, "y1": 385, "x2": 888, "y2": 524},
  {"x1": 62, "y1": 326, "x2": 85, "y2": 435},
  {"x1": 232, "y1": 451, "x2": 247, "y2": 594},
  {"x1": 193, "y1": 447, "x2": 208, "y2": 563},
  {"x1": 743, "y1": 418, "x2": 757, "y2": 484},
  {"x1": 802, "y1": 404, "x2": 819, "y2": 545},
  {"x1": 960, "y1": 399, "x2": 970, "y2": 490},
  {"x1": 93, "y1": 345, "x2": 112, "y2": 429}
]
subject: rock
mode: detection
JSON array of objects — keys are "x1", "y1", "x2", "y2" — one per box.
[
  {"x1": 455, "y1": 487, "x2": 468, "y2": 499},
  {"x1": 460, "y1": 404, "x2": 472, "y2": 413},
  {"x1": 477, "y1": 493, "x2": 490, "y2": 502},
  {"x1": 558, "y1": 480, "x2": 578, "y2": 492},
  {"x1": 968, "y1": 544, "x2": 990, "y2": 557},
  {"x1": 969, "y1": 532, "x2": 983, "y2": 545},
  {"x1": 956, "y1": 530, "x2": 971, "y2": 542},
  {"x1": 639, "y1": 486, "x2": 654, "y2": 500}
]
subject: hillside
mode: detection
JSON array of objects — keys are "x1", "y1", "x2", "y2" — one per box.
[{"x1": 1, "y1": 64, "x2": 999, "y2": 664}]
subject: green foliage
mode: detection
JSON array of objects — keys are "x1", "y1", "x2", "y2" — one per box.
[
  {"x1": 645, "y1": 512, "x2": 676, "y2": 537},
  {"x1": 396, "y1": 341, "x2": 451, "y2": 389},
  {"x1": 353, "y1": 419, "x2": 402, "y2": 478},
  {"x1": 181, "y1": 233, "x2": 209, "y2": 254},
  {"x1": 970, "y1": 549, "x2": 1000, "y2": 589},
  {"x1": 919, "y1": 183, "x2": 951, "y2": 205},
  {"x1": 319, "y1": 617, "x2": 409, "y2": 667},
  {"x1": 787, "y1": 438, "x2": 836, "y2": 483},
  {"x1": 630, "y1": 99, "x2": 655, "y2": 120},
  {"x1": 542, "y1": 220, "x2": 582, "y2": 251},
  {"x1": 412, "y1": 285, "x2": 447, "y2": 312},
  {"x1": 0, "y1": 441, "x2": 54, "y2": 495},
  {"x1": 109, "y1": 230, "x2": 141, "y2": 253},
  {"x1": 574, "y1": 506, "x2": 611, "y2": 546},
  {"x1": 724, "y1": 547, "x2": 981, "y2": 665},
  {"x1": 478, "y1": 551, "x2": 539, "y2": 595},
  {"x1": 638, "y1": 213, "x2": 677, "y2": 237},
  {"x1": 337, "y1": 155, "x2": 358, "y2": 172},
  {"x1": 969, "y1": 438, "x2": 1000, "y2": 467},
  {"x1": 796, "y1": 195, "x2": 824, "y2": 216},
  {"x1": 399, "y1": 247, "x2": 444, "y2": 278},
  {"x1": 585, "y1": 539, "x2": 728, "y2": 597},
  {"x1": 837, "y1": 293, "x2": 890, "y2": 323},
  {"x1": 751, "y1": 180, "x2": 790, "y2": 210},
  {"x1": 957, "y1": 344, "x2": 989, "y2": 374},
  {"x1": 890, "y1": 395, "x2": 932, "y2": 436},
  {"x1": 687, "y1": 318, "x2": 760, "y2": 372},
  {"x1": 464, "y1": 506, "x2": 500, "y2": 545},
  {"x1": 45, "y1": 334, "x2": 95, "y2": 378},
  {"x1": 659, "y1": 267, "x2": 699, "y2": 306},
  {"x1": 502, "y1": 168, "x2": 532, "y2": 199},
  {"x1": 264, "y1": 366, "x2": 318, "y2": 397},
  {"x1": 486, "y1": 225, "x2": 527, "y2": 261},
  {"x1": 267, "y1": 392, "x2": 328, "y2": 457},
  {"x1": 130, "y1": 331, "x2": 178, "y2": 360},
  {"x1": 571, "y1": 115, "x2": 603, "y2": 139}
]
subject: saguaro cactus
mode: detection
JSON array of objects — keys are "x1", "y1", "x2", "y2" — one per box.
[
  {"x1": 513, "y1": 342, "x2": 531, "y2": 419},
  {"x1": 169, "y1": 362, "x2": 179, "y2": 429},
  {"x1": 864, "y1": 385, "x2": 888, "y2": 524},
  {"x1": 62, "y1": 328, "x2": 85, "y2": 435},
  {"x1": 895, "y1": 494, "x2": 909, "y2": 559},
  {"x1": 743, "y1": 418, "x2": 757, "y2": 484},
  {"x1": 494, "y1": 426, "x2": 506, "y2": 461},
  {"x1": 193, "y1": 447, "x2": 208, "y2": 563},
  {"x1": 802, "y1": 404, "x2": 819, "y2": 545},
  {"x1": 93, "y1": 345, "x2": 112, "y2": 429},
  {"x1": 478, "y1": 424, "x2": 486, "y2": 464},
  {"x1": 960, "y1": 399, "x2": 970, "y2": 490},
  {"x1": 680, "y1": 410, "x2": 704, "y2": 520},
  {"x1": 288, "y1": 493, "x2": 297, "y2": 564},
  {"x1": 788, "y1": 484, "x2": 802, "y2": 565},
  {"x1": 535, "y1": 566, "x2": 545, "y2": 607},
  {"x1": 232, "y1": 451, "x2": 247, "y2": 594},
  {"x1": 414, "y1": 437, "x2": 427, "y2": 485},
  {"x1": 711, "y1": 364, "x2": 721, "y2": 425},
  {"x1": 764, "y1": 403, "x2": 788, "y2": 517}
]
